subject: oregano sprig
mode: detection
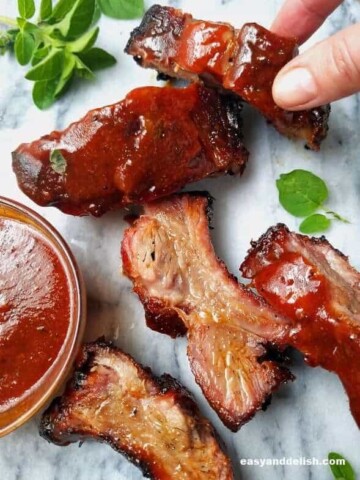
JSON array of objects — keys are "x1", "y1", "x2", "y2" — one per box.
[
  {"x1": 276, "y1": 169, "x2": 349, "y2": 234},
  {"x1": 0, "y1": 0, "x2": 144, "y2": 109}
]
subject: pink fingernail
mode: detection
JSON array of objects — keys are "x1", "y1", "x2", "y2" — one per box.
[{"x1": 273, "y1": 68, "x2": 318, "y2": 108}]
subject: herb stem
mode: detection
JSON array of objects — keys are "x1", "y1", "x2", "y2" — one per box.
[{"x1": 0, "y1": 16, "x2": 18, "y2": 28}]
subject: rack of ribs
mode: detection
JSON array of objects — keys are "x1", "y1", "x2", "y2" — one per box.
[
  {"x1": 121, "y1": 194, "x2": 293, "y2": 431},
  {"x1": 126, "y1": 5, "x2": 330, "y2": 150},
  {"x1": 241, "y1": 224, "x2": 360, "y2": 427},
  {"x1": 12, "y1": 84, "x2": 248, "y2": 217},
  {"x1": 40, "y1": 340, "x2": 234, "y2": 480}
]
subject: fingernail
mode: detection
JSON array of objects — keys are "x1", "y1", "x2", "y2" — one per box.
[{"x1": 273, "y1": 67, "x2": 318, "y2": 108}]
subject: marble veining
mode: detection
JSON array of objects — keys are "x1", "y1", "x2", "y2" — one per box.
[{"x1": 1, "y1": 0, "x2": 360, "y2": 479}]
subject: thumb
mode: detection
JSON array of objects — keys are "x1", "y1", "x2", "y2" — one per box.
[{"x1": 272, "y1": 23, "x2": 360, "y2": 110}]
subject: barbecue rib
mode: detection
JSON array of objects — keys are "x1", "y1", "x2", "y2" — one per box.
[
  {"x1": 12, "y1": 85, "x2": 248, "y2": 217},
  {"x1": 126, "y1": 5, "x2": 330, "y2": 150},
  {"x1": 40, "y1": 340, "x2": 234, "y2": 480},
  {"x1": 241, "y1": 224, "x2": 360, "y2": 427},
  {"x1": 122, "y1": 194, "x2": 293, "y2": 431}
]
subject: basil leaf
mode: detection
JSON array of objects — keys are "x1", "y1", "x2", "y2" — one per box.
[
  {"x1": 276, "y1": 169, "x2": 328, "y2": 217},
  {"x1": 18, "y1": 0, "x2": 35, "y2": 19},
  {"x1": 40, "y1": 0, "x2": 53, "y2": 20},
  {"x1": 54, "y1": 53, "x2": 76, "y2": 95},
  {"x1": 32, "y1": 78, "x2": 60, "y2": 109},
  {"x1": 328, "y1": 452, "x2": 355, "y2": 480},
  {"x1": 98, "y1": 0, "x2": 144, "y2": 19},
  {"x1": 77, "y1": 47, "x2": 116, "y2": 70},
  {"x1": 16, "y1": 18, "x2": 39, "y2": 34},
  {"x1": 299, "y1": 214, "x2": 331, "y2": 234},
  {"x1": 25, "y1": 48, "x2": 64, "y2": 80},
  {"x1": 50, "y1": 149, "x2": 67, "y2": 174},
  {"x1": 68, "y1": 26, "x2": 99, "y2": 53},
  {"x1": 55, "y1": 0, "x2": 96, "y2": 39},
  {"x1": 14, "y1": 31, "x2": 35, "y2": 65}
]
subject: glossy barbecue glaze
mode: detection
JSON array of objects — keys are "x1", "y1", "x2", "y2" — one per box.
[
  {"x1": 126, "y1": 5, "x2": 330, "y2": 150},
  {"x1": 12, "y1": 85, "x2": 248, "y2": 217},
  {"x1": 122, "y1": 194, "x2": 292, "y2": 431},
  {"x1": 241, "y1": 224, "x2": 360, "y2": 427},
  {"x1": 41, "y1": 340, "x2": 234, "y2": 480}
]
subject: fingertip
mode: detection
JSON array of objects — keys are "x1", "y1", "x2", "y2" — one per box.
[{"x1": 272, "y1": 67, "x2": 319, "y2": 111}]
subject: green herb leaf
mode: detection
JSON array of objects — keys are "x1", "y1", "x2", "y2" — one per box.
[
  {"x1": 54, "y1": 0, "x2": 95, "y2": 39},
  {"x1": 299, "y1": 214, "x2": 331, "y2": 234},
  {"x1": 50, "y1": 0, "x2": 74, "y2": 22},
  {"x1": 40, "y1": 0, "x2": 53, "y2": 21},
  {"x1": 14, "y1": 31, "x2": 35, "y2": 65},
  {"x1": 276, "y1": 169, "x2": 329, "y2": 217},
  {"x1": 50, "y1": 149, "x2": 67, "y2": 174},
  {"x1": 91, "y1": 1, "x2": 102, "y2": 25},
  {"x1": 68, "y1": 26, "x2": 99, "y2": 52},
  {"x1": 98, "y1": 0, "x2": 144, "y2": 19},
  {"x1": 77, "y1": 47, "x2": 116, "y2": 70},
  {"x1": 32, "y1": 77, "x2": 60, "y2": 109},
  {"x1": 18, "y1": 0, "x2": 35, "y2": 19},
  {"x1": 54, "y1": 52, "x2": 76, "y2": 95},
  {"x1": 31, "y1": 45, "x2": 50, "y2": 66},
  {"x1": 328, "y1": 452, "x2": 355, "y2": 480},
  {"x1": 25, "y1": 48, "x2": 64, "y2": 80},
  {"x1": 74, "y1": 56, "x2": 95, "y2": 79},
  {"x1": 0, "y1": 29, "x2": 19, "y2": 56}
]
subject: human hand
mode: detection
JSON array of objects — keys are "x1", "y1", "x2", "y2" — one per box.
[{"x1": 271, "y1": 0, "x2": 360, "y2": 110}]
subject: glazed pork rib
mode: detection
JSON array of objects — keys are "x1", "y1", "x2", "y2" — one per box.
[
  {"x1": 40, "y1": 340, "x2": 234, "y2": 480},
  {"x1": 12, "y1": 85, "x2": 247, "y2": 217},
  {"x1": 126, "y1": 5, "x2": 330, "y2": 150},
  {"x1": 122, "y1": 194, "x2": 293, "y2": 431},
  {"x1": 241, "y1": 224, "x2": 360, "y2": 427}
]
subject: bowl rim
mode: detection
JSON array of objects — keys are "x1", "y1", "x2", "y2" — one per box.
[{"x1": 0, "y1": 196, "x2": 86, "y2": 438}]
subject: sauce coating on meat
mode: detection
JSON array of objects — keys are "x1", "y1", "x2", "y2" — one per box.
[
  {"x1": 12, "y1": 85, "x2": 248, "y2": 217},
  {"x1": 122, "y1": 194, "x2": 292, "y2": 431},
  {"x1": 0, "y1": 217, "x2": 70, "y2": 413},
  {"x1": 126, "y1": 5, "x2": 330, "y2": 150},
  {"x1": 241, "y1": 224, "x2": 360, "y2": 426},
  {"x1": 41, "y1": 340, "x2": 234, "y2": 480}
]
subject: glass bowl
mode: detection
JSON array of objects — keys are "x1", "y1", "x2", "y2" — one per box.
[{"x1": 0, "y1": 196, "x2": 86, "y2": 437}]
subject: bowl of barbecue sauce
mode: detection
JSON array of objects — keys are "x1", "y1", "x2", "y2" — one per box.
[{"x1": 0, "y1": 197, "x2": 86, "y2": 437}]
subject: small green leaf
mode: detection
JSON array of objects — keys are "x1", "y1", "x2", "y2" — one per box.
[
  {"x1": 328, "y1": 452, "x2": 355, "y2": 480},
  {"x1": 276, "y1": 169, "x2": 329, "y2": 217},
  {"x1": 54, "y1": 53, "x2": 76, "y2": 95},
  {"x1": 299, "y1": 214, "x2": 331, "y2": 234},
  {"x1": 74, "y1": 56, "x2": 95, "y2": 79},
  {"x1": 68, "y1": 26, "x2": 99, "y2": 52},
  {"x1": 18, "y1": 0, "x2": 35, "y2": 19},
  {"x1": 50, "y1": 149, "x2": 67, "y2": 174},
  {"x1": 15, "y1": 31, "x2": 35, "y2": 65},
  {"x1": 31, "y1": 45, "x2": 50, "y2": 66},
  {"x1": 98, "y1": 0, "x2": 144, "y2": 19},
  {"x1": 32, "y1": 78, "x2": 60, "y2": 109},
  {"x1": 77, "y1": 47, "x2": 116, "y2": 70},
  {"x1": 91, "y1": 1, "x2": 102, "y2": 25},
  {"x1": 0, "y1": 29, "x2": 19, "y2": 55},
  {"x1": 40, "y1": 0, "x2": 53, "y2": 20},
  {"x1": 25, "y1": 48, "x2": 64, "y2": 80},
  {"x1": 54, "y1": 0, "x2": 95, "y2": 39},
  {"x1": 50, "y1": 0, "x2": 74, "y2": 22}
]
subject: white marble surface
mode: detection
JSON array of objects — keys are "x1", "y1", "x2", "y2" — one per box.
[{"x1": 1, "y1": 0, "x2": 360, "y2": 479}]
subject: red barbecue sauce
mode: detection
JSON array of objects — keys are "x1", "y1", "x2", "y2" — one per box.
[{"x1": 0, "y1": 217, "x2": 71, "y2": 411}]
